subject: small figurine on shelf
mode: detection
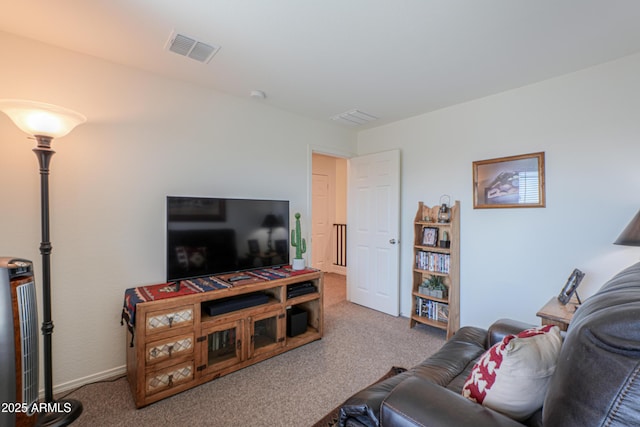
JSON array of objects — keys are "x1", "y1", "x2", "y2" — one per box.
[
  {"x1": 291, "y1": 212, "x2": 307, "y2": 270},
  {"x1": 439, "y1": 231, "x2": 451, "y2": 249}
]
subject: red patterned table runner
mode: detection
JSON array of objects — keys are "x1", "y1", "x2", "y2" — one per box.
[{"x1": 121, "y1": 266, "x2": 317, "y2": 345}]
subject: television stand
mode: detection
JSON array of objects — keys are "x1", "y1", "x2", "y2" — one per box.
[{"x1": 123, "y1": 267, "x2": 323, "y2": 408}]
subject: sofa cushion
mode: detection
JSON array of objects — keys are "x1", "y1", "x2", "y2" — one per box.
[
  {"x1": 412, "y1": 325, "x2": 488, "y2": 388},
  {"x1": 381, "y1": 377, "x2": 526, "y2": 427},
  {"x1": 461, "y1": 325, "x2": 562, "y2": 420}
]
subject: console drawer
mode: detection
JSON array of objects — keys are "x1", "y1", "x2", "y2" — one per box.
[
  {"x1": 145, "y1": 305, "x2": 194, "y2": 335},
  {"x1": 145, "y1": 361, "x2": 194, "y2": 395},
  {"x1": 146, "y1": 333, "x2": 194, "y2": 364}
]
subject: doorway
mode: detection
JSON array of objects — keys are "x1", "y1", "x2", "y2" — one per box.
[
  {"x1": 311, "y1": 150, "x2": 401, "y2": 316},
  {"x1": 311, "y1": 153, "x2": 347, "y2": 277}
]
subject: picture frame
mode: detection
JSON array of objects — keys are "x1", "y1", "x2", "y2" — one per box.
[
  {"x1": 557, "y1": 268, "x2": 585, "y2": 305},
  {"x1": 422, "y1": 227, "x2": 438, "y2": 247},
  {"x1": 472, "y1": 152, "x2": 545, "y2": 209}
]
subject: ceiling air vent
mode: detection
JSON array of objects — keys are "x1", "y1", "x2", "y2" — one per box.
[
  {"x1": 331, "y1": 109, "x2": 378, "y2": 126},
  {"x1": 165, "y1": 31, "x2": 220, "y2": 64}
]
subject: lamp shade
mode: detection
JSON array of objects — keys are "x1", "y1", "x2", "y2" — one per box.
[
  {"x1": 262, "y1": 214, "x2": 284, "y2": 228},
  {"x1": 0, "y1": 99, "x2": 86, "y2": 138},
  {"x1": 614, "y1": 209, "x2": 640, "y2": 246}
]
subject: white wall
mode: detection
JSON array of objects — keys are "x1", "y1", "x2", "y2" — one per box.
[
  {"x1": 0, "y1": 32, "x2": 356, "y2": 392},
  {"x1": 357, "y1": 53, "x2": 640, "y2": 328}
]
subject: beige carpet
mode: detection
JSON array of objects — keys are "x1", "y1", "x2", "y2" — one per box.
[{"x1": 65, "y1": 273, "x2": 445, "y2": 426}]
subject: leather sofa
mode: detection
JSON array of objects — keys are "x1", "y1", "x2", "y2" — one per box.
[{"x1": 338, "y1": 262, "x2": 640, "y2": 427}]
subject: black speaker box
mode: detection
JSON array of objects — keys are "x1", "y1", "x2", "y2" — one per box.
[
  {"x1": 287, "y1": 306, "x2": 308, "y2": 337},
  {"x1": 202, "y1": 292, "x2": 269, "y2": 316}
]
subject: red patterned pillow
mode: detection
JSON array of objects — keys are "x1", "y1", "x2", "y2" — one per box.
[{"x1": 461, "y1": 325, "x2": 562, "y2": 420}]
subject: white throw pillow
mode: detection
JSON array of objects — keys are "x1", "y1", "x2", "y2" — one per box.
[{"x1": 461, "y1": 325, "x2": 562, "y2": 420}]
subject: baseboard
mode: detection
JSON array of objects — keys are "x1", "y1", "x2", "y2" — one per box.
[{"x1": 42, "y1": 365, "x2": 127, "y2": 398}]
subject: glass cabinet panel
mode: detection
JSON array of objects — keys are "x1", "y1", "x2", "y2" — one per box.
[
  {"x1": 202, "y1": 320, "x2": 243, "y2": 372},
  {"x1": 251, "y1": 310, "x2": 284, "y2": 357},
  {"x1": 253, "y1": 316, "x2": 277, "y2": 350},
  {"x1": 208, "y1": 328, "x2": 236, "y2": 364}
]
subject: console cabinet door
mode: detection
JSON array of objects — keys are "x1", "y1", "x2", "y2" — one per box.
[
  {"x1": 249, "y1": 309, "x2": 285, "y2": 359},
  {"x1": 200, "y1": 319, "x2": 244, "y2": 375}
]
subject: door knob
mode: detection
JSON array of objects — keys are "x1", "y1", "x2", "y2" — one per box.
[{"x1": 389, "y1": 239, "x2": 397, "y2": 244}]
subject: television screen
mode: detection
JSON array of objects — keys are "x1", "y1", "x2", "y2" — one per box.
[{"x1": 167, "y1": 196, "x2": 290, "y2": 281}]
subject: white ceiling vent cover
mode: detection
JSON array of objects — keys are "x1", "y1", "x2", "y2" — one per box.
[
  {"x1": 331, "y1": 109, "x2": 378, "y2": 126},
  {"x1": 165, "y1": 31, "x2": 220, "y2": 64}
]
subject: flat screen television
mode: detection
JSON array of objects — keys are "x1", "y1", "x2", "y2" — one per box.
[{"x1": 167, "y1": 196, "x2": 290, "y2": 281}]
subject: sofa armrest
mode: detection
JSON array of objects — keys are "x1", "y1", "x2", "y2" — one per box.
[
  {"x1": 487, "y1": 318, "x2": 536, "y2": 347},
  {"x1": 380, "y1": 377, "x2": 525, "y2": 427},
  {"x1": 338, "y1": 370, "x2": 412, "y2": 427}
]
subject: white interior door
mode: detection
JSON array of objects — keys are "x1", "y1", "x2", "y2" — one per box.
[
  {"x1": 311, "y1": 173, "x2": 330, "y2": 271},
  {"x1": 347, "y1": 149, "x2": 400, "y2": 316}
]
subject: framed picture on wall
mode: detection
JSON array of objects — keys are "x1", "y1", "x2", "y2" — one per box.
[{"x1": 472, "y1": 152, "x2": 546, "y2": 209}]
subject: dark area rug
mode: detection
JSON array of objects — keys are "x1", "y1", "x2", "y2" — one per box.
[{"x1": 311, "y1": 366, "x2": 407, "y2": 427}]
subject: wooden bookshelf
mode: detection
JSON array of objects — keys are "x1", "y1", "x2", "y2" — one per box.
[{"x1": 410, "y1": 201, "x2": 460, "y2": 339}]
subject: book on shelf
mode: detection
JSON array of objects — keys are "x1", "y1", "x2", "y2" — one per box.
[
  {"x1": 436, "y1": 303, "x2": 449, "y2": 322},
  {"x1": 415, "y1": 251, "x2": 450, "y2": 273},
  {"x1": 415, "y1": 296, "x2": 449, "y2": 323}
]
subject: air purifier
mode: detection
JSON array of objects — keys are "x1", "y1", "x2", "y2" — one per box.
[{"x1": 0, "y1": 257, "x2": 38, "y2": 427}]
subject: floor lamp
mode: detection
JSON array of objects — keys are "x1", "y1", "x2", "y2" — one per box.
[{"x1": 0, "y1": 100, "x2": 86, "y2": 426}]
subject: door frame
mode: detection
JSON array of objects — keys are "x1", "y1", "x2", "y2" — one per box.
[
  {"x1": 307, "y1": 145, "x2": 355, "y2": 275},
  {"x1": 308, "y1": 146, "x2": 402, "y2": 316}
]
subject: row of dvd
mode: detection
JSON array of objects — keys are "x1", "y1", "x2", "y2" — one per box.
[
  {"x1": 415, "y1": 296, "x2": 449, "y2": 323},
  {"x1": 415, "y1": 251, "x2": 450, "y2": 273}
]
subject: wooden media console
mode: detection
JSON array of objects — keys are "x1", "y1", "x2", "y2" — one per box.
[{"x1": 123, "y1": 267, "x2": 323, "y2": 408}]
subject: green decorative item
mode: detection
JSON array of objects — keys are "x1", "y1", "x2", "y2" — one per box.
[
  {"x1": 426, "y1": 275, "x2": 448, "y2": 299},
  {"x1": 439, "y1": 231, "x2": 451, "y2": 248},
  {"x1": 291, "y1": 212, "x2": 307, "y2": 270}
]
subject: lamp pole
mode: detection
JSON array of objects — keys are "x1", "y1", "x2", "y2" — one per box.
[
  {"x1": 33, "y1": 135, "x2": 55, "y2": 404},
  {"x1": 0, "y1": 99, "x2": 86, "y2": 427},
  {"x1": 33, "y1": 136, "x2": 82, "y2": 427}
]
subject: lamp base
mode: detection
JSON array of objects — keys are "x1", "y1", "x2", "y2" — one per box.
[{"x1": 36, "y1": 399, "x2": 83, "y2": 427}]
